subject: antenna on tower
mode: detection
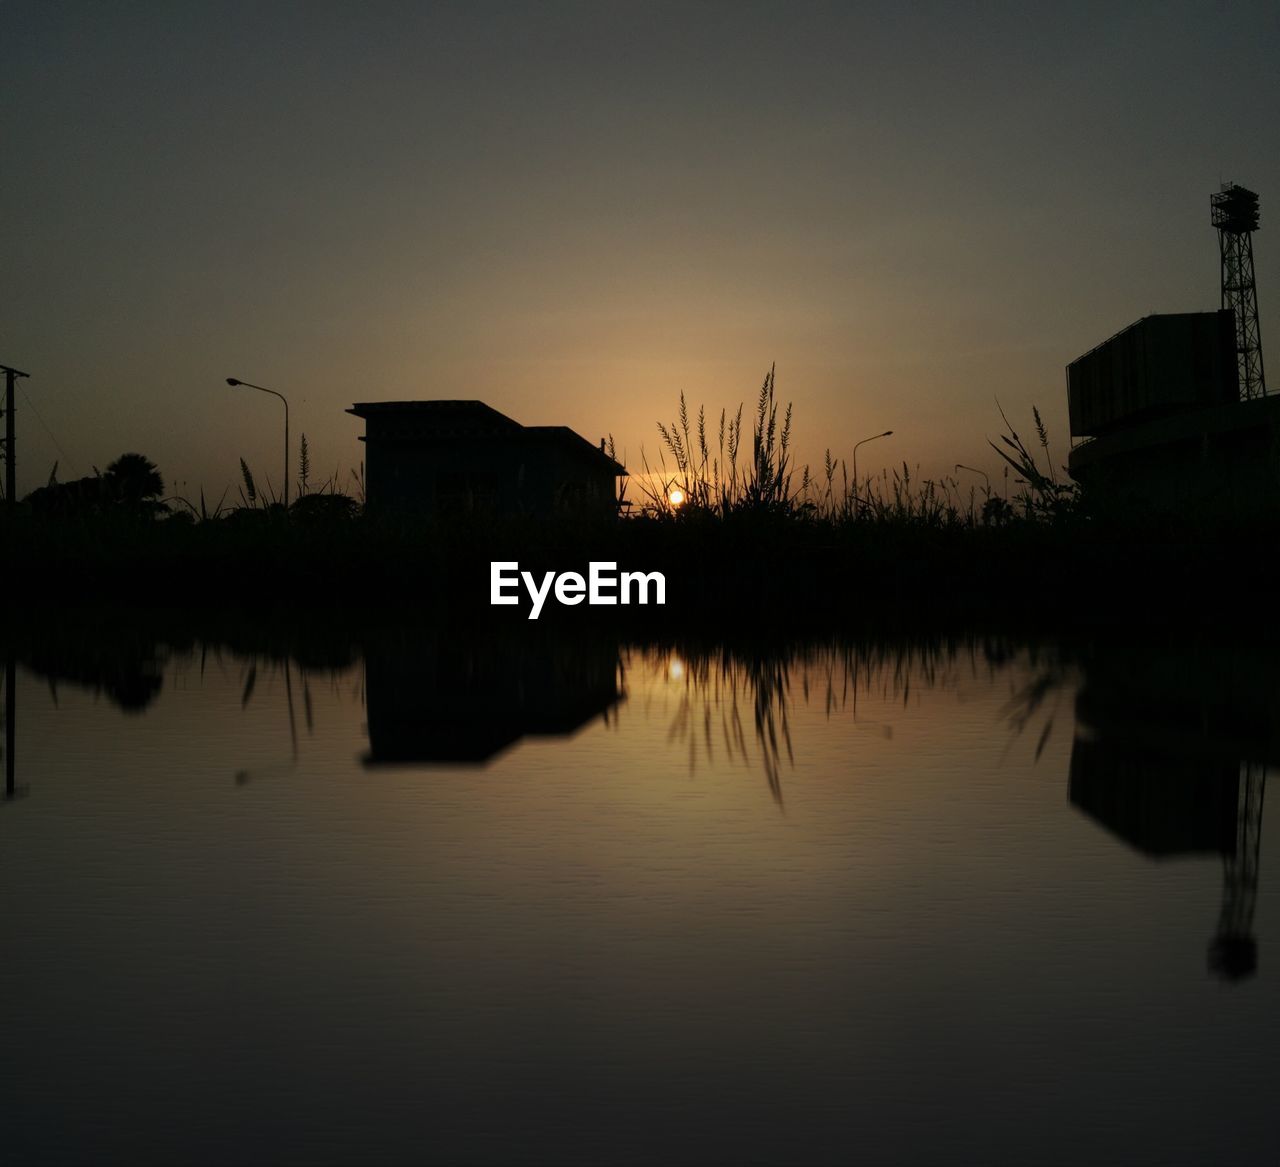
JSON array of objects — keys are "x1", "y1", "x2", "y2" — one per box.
[{"x1": 1211, "y1": 183, "x2": 1267, "y2": 399}]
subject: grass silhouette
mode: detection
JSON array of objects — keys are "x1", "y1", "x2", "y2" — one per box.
[{"x1": 3, "y1": 371, "x2": 1276, "y2": 621}]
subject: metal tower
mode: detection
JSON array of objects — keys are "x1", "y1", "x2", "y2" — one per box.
[
  {"x1": 1209, "y1": 761, "x2": 1267, "y2": 981},
  {"x1": 1211, "y1": 183, "x2": 1266, "y2": 399}
]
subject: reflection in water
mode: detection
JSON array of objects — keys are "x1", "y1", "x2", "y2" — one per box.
[
  {"x1": 3, "y1": 648, "x2": 16, "y2": 802},
  {"x1": 359, "y1": 633, "x2": 1030, "y2": 787},
  {"x1": 4, "y1": 623, "x2": 1057, "y2": 811},
  {"x1": 4, "y1": 624, "x2": 1274, "y2": 980},
  {"x1": 3, "y1": 619, "x2": 1280, "y2": 1163},
  {"x1": 363, "y1": 630, "x2": 623, "y2": 765},
  {"x1": 24, "y1": 629, "x2": 166, "y2": 712},
  {"x1": 1068, "y1": 640, "x2": 1274, "y2": 980},
  {"x1": 651, "y1": 648, "x2": 794, "y2": 804},
  {"x1": 232, "y1": 654, "x2": 357, "y2": 784},
  {"x1": 651, "y1": 637, "x2": 1029, "y2": 805}
]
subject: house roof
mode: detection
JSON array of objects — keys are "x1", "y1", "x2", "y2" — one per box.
[
  {"x1": 524, "y1": 426, "x2": 627, "y2": 476},
  {"x1": 346, "y1": 400, "x2": 521, "y2": 431},
  {"x1": 347, "y1": 399, "x2": 627, "y2": 475}
]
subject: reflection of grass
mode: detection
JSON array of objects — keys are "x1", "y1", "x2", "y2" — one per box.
[
  {"x1": 640, "y1": 634, "x2": 1037, "y2": 807},
  {"x1": 7, "y1": 608, "x2": 1072, "y2": 810},
  {"x1": 653, "y1": 647, "x2": 795, "y2": 805},
  {"x1": 997, "y1": 644, "x2": 1077, "y2": 765},
  {"x1": 227, "y1": 648, "x2": 364, "y2": 784}
]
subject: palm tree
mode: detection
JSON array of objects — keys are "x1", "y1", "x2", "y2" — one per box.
[{"x1": 105, "y1": 453, "x2": 165, "y2": 513}]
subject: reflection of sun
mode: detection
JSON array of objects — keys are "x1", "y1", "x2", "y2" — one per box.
[
  {"x1": 668, "y1": 657, "x2": 685, "y2": 681},
  {"x1": 668, "y1": 487, "x2": 685, "y2": 507}
]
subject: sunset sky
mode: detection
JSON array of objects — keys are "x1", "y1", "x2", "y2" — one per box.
[{"x1": 3, "y1": 1, "x2": 1278, "y2": 502}]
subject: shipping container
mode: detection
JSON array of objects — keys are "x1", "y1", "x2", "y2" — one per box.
[{"x1": 1066, "y1": 310, "x2": 1238, "y2": 437}]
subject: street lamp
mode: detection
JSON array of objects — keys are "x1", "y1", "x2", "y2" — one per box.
[
  {"x1": 226, "y1": 377, "x2": 289, "y2": 508},
  {"x1": 954, "y1": 464, "x2": 990, "y2": 491},
  {"x1": 852, "y1": 430, "x2": 893, "y2": 507}
]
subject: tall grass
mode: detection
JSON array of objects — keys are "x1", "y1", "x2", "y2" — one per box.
[
  {"x1": 638, "y1": 364, "x2": 801, "y2": 518},
  {"x1": 635, "y1": 367, "x2": 1077, "y2": 528},
  {"x1": 5, "y1": 367, "x2": 1080, "y2": 572}
]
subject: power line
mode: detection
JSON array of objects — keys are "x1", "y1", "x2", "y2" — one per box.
[{"x1": 19, "y1": 382, "x2": 79, "y2": 477}]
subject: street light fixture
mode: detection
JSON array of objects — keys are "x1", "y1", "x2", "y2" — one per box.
[
  {"x1": 226, "y1": 377, "x2": 289, "y2": 508},
  {"x1": 954, "y1": 463, "x2": 990, "y2": 491},
  {"x1": 852, "y1": 430, "x2": 893, "y2": 511}
]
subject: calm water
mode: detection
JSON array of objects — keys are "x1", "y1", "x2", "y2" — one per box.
[{"x1": 2, "y1": 626, "x2": 1277, "y2": 1165}]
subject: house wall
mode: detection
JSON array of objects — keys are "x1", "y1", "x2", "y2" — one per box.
[
  {"x1": 365, "y1": 438, "x2": 618, "y2": 517},
  {"x1": 517, "y1": 446, "x2": 617, "y2": 517},
  {"x1": 1067, "y1": 394, "x2": 1280, "y2": 519},
  {"x1": 1066, "y1": 311, "x2": 1238, "y2": 438}
]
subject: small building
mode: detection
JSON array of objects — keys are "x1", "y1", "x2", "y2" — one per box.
[
  {"x1": 1065, "y1": 311, "x2": 1280, "y2": 517},
  {"x1": 346, "y1": 400, "x2": 626, "y2": 517},
  {"x1": 1066, "y1": 310, "x2": 1238, "y2": 438}
]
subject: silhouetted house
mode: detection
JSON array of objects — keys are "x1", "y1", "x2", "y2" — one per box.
[{"x1": 346, "y1": 400, "x2": 626, "y2": 517}]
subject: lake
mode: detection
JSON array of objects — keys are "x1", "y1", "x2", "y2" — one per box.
[{"x1": 2, "y1": 621, "x2": 1276, "y2": 1165}]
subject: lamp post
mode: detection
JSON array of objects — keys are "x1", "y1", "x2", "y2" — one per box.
[
  {"x1": 852, "y1": 430, "x2": 893, "y2": 512},
  {"x1": 954, "y1": 464, "x2": 990, "y2": 491},
  {"x1": 226, "y1": 378, "x2": 289, "y2": 508},
  {"x1": 955, "y1": 463, "x2": 991, "y2": 523}
]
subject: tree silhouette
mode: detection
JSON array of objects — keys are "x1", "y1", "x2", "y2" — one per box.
[
  {"x1": 26, "y1": 452, "x2": 167, "y2": 519},
  {"x1": 105, "y1": 453, "x2": 164, "y2": 511}
]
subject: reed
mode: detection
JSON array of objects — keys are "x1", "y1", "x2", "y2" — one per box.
[
  {"x1": 633, "y1": 368, "x2": 1077, "y2": 531},
  {"x1": 637, "y1": 365, "x2": 800, "y2": 518}
]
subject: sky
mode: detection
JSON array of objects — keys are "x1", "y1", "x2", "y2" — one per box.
[{"x1": 3, "y1": 0, "x2": 1278, "y2": 504}]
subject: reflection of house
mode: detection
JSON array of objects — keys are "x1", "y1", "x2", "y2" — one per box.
[
  {"x1": 346, "y1": 400, "x2": 626, "y2": 517},
  {"x1": 1070, "y1": 642, "x2": 1265, "y2": 854},
  {"x1": 1068, "y1": 641, "x2": 1275, "y2": 980},
  {"x1": 362, "y1": 632, "x2": 623, "y2": 765},
  {"x1": 1070, "y1": 738, "x2": 1239, "y2": 857}
]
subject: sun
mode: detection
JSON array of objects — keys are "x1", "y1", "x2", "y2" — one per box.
[{"x1": 668, "y1": 487, "x2": 685, "y2": 507}]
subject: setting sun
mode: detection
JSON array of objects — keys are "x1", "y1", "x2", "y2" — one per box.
[{"x1": 668, "y1": 487, "x2": 685, "y2": 507}]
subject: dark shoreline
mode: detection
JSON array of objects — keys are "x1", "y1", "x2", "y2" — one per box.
[{"x1": 4, "y1": 511, "x2": 1278, "y2": 633}]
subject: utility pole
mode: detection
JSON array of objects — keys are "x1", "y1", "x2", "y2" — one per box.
[
  {"x1": 1, "y1": 364, "x2": 29, "y2": 805},
  {"x1": 1, "y1": 363, "x2": 31, "y2": 513}
]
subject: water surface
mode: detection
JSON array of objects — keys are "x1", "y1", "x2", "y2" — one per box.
[{"x1": 2, "y1": 627, "x2": 1276, "y2": 1165}]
